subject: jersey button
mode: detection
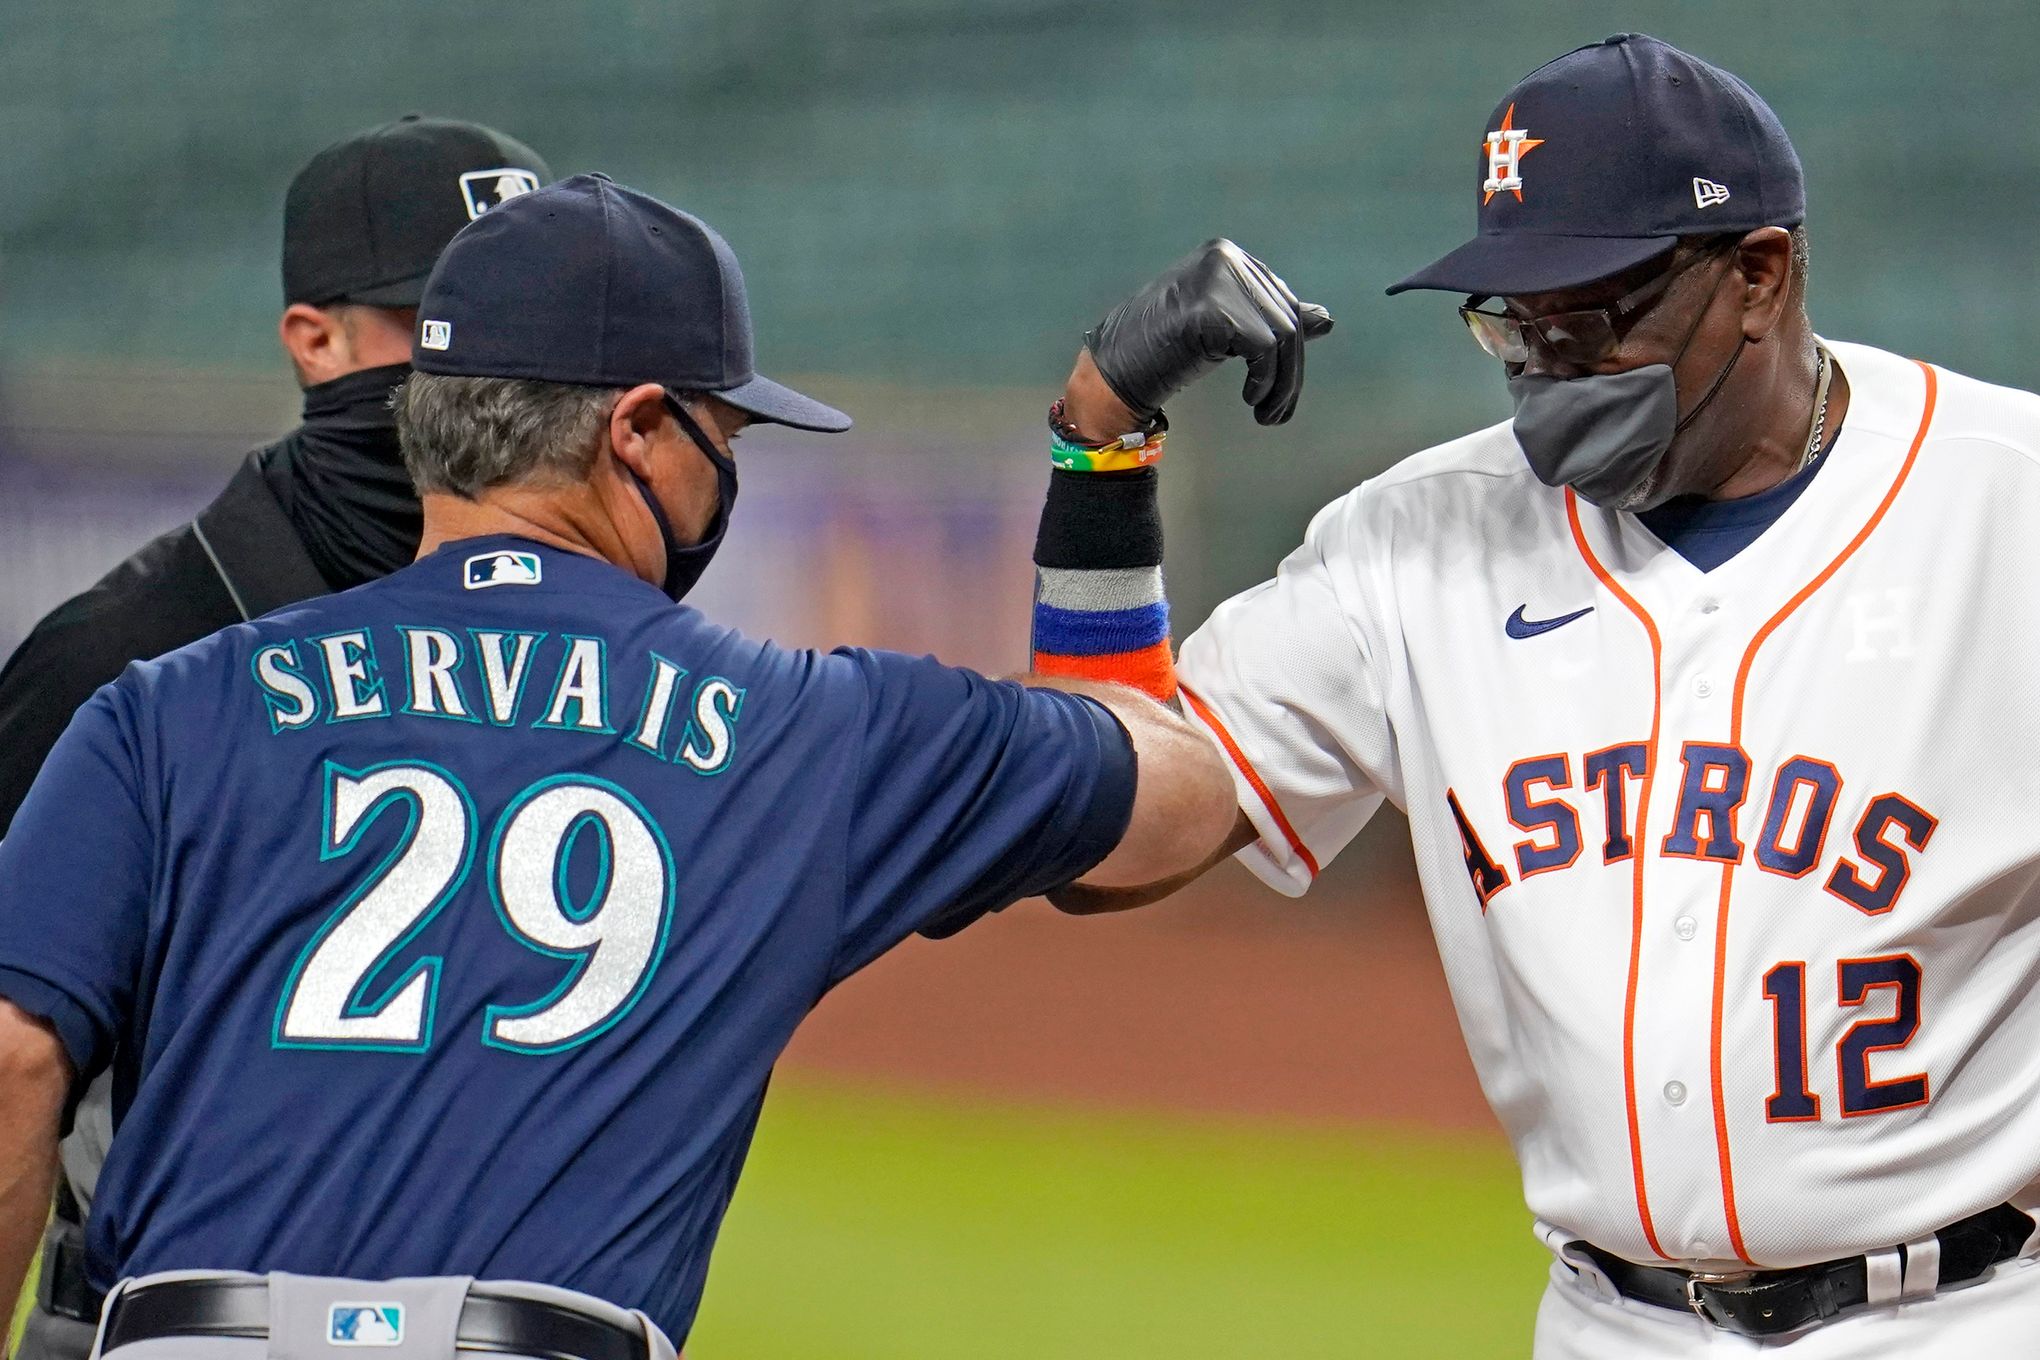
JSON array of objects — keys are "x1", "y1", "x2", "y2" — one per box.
[
  {"x1": 1663, "y1": 1080, "x2": 1688, "y2": 1106},
  {"x1": 1674, "y1": 915, "x2": 1698, "y2": 941},
  {"x1": 1697, "y1": 598, "x2": 1720, "y2": 615},
  {"x1": 1692, "y1": 676, "x2": 1714, "y2": 698}
]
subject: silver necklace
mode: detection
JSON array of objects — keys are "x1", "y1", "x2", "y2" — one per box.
[{"x1": 1797, "y1": 345, "x2": 1834, "y2": 473}]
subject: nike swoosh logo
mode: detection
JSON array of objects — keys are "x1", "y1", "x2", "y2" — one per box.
[{"x1": 1506, "y1": 604, "x2": 1594, "y2": 639}]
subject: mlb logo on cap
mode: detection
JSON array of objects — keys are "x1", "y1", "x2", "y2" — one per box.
[
  {"x1": 328, "y1": 1303, "x2": 404, "y2": 1346},
  {"x1": 459, "y1": 168, "x2": 541, "y2": 221},
  {"x1": 464, "y1": 550, "x2": 542, "y2": 589}
]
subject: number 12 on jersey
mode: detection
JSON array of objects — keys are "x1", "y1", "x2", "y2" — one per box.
[
  {"x1": 1763, "y1": 955, "x2": 1928, "y2": 1122},
  {"x1": 274, "y1": 761, "x2": 675, "y2": 1055}
]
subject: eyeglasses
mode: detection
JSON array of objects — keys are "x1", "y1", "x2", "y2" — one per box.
[{"x1": 1459, "y1": 240, "x2": 1736, "y2": 367}]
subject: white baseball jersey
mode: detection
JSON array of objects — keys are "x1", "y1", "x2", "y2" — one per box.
[{"x1": 1175, "y1": 340, "x2": 2040, "y2": 1271}]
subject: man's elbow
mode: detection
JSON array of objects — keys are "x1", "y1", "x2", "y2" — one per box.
[
  {"x1": 1174, "y1": 748, "x2": 1244, "y2": 872},
  {"x1": 1067, "y1": 726, "x2": 1239, "y2": 897},
  {"x1": 0, "y1": 1000, "x2": 72, "y2": 1108},
  {"x1": 1049, "y1": 878, "x2": 1174, "y2": 914},
  {"x1": 1144, "y1": 724, "x2": 1238, "y2": 871}
]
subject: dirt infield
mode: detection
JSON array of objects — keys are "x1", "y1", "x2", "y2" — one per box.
[{"x1": 783, "y1": 811, "x2": 1502, "y2": 1135}]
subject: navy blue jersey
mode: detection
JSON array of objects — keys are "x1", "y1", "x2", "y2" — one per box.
[{"x1": 0, "y1": 535, "x2": 1133, "y2": 1342}]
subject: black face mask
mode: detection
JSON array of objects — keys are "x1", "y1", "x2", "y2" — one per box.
[
  {"x1": 265, "y1": 362, "x2": 422, "y2": 590},
  {"x1": 623, "y1": 396, "x2": 739, "y2": 602}
]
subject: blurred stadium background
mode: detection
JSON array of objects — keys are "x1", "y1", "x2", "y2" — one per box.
[{"x1": 3, "y1": 2, "x2": 2032, "y2": 1354}]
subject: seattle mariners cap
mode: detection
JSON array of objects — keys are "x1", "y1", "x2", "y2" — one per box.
[
  {"x1": 411, "y1": 173, "x2": 851, "y2": 432},
  {"x1": 1387, "y1": 34, "x2": 1804, "y2": 298},
  {"x1": 283, "y1": 115, "x2": 552, "y2": 308}
]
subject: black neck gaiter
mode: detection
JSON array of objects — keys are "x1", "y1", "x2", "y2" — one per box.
[{"x1": 262, "y1": 363, "x2": 421, "y2": 592}]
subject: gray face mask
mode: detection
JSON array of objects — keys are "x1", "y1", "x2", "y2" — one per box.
[
  {"x1": 1507, "y1": 264, "x2": 1745, "y2": 511},
  {"x1": 1509, "y1": 363, "x2": 1681, "y2": 508}
]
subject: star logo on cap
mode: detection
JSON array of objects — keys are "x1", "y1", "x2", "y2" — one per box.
[{"x1": 1481, "y1": 104, "x2": 1544, "y2": 204}]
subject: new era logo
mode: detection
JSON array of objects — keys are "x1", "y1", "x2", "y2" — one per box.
[
  {"x1": 419, "y1": 319, "x2": 452, "y2": 351},
  {"x1": 328, "y1": 1304, "x2": 404, "y2": 1347},
  {"x1": 464, "y1": 551, "x2": 542, "y2": 589},
  {"x1": 459, "y1": 168, "x2": 541, "y2": 221},
  {"x1": 1692, "y1": 177, "x2": 1731, "y2": 209}
]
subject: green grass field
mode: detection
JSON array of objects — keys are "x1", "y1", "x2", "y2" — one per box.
[
  {"x1": 689, "y1": 1081, "x2": 1545, "y2": 1358},
  {"x1": 10, "y1": 1081, "x2": 1546, "y2": 1358}
]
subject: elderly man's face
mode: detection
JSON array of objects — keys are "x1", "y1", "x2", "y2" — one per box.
[
  {"x1": 1503, "y1": 241, "x2": 1737, "y2": 380},
  {"x1": 1503, "y1": 238, "x2": 1756, "y2": 510}
]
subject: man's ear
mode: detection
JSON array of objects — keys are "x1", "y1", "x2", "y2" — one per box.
[
  {"x1": 278, "y1": 304, "x2": 353, "y2": 386},
  {"x1": 1735, "y1": 227, "x2": 1795, "y2": 344},
  {"x1": 606, "y1": 384, "x2": 673, "y2": 480}
]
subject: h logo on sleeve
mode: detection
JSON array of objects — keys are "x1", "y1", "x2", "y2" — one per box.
[{"x1": 328, "y1": 1304, "x2": 404, "y2": 1346}]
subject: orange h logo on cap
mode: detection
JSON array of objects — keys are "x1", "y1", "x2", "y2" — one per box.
[{"x1": 1482, "y1": 104, "x2": 1545, "y2": 204}]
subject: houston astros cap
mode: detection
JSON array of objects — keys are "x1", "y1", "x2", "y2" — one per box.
[
  {"x1": 412, "y1": 173, "x2": 851, "y2": 432},
  {"x1": 283, "y1": 115, "x2": 552, "y2": 308},
  {"x1": 1387, "y1": 34, "x2": 1804, "y2": 298}
]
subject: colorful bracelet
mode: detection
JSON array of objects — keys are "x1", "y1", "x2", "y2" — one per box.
[{"x1": 1048, "y1": 398, "x2": 1167, "y2": 472}]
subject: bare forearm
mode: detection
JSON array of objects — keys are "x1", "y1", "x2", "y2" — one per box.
[
  {"x1": 1028, "y1": 243, "x2": 1326, "y2": 908},
  {"x1": 1027, "y1": 360, "x2": 1232, "y2": 900},
  {"x1": 1050, "y1": 808, "x2": 1257, "y2": 913},
  {"x1": 1017, "y1": 675, "x2": 1237, "y2": 889},
  {"x1": 0, "y1": 1002, "x2": 68, "y2": 1347}
]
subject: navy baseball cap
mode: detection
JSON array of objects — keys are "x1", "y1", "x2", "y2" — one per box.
[
  {"x1": 1387, "y1": 34, "x2": 1804, "y2": 298},
  {"x1": 412, "y1": 173, "x2": 851, "y2": 432}
]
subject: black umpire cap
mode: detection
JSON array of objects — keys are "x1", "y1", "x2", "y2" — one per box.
[
  {"x1": 412, "y1": 173, "x2": 852, "y2": 432},
  {"x1": 284, "y1": 114, "x2": 552, "y2": 308}
]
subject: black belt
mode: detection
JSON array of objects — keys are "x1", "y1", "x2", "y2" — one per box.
[
  {"x1": 1572, "y1": 1202, "x2": 2035, "y2": 1339},
  {"x1": 102, "y1": 1278, "x2": 649, "y2": 1360}
]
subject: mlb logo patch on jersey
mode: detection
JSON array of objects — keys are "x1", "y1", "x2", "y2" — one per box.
[
  {"x1": 464, "y1": 551, "x2": 542, "y2": 590},
  {"x1": 459, "y1": 168, "x2": 541, "y2": 220},
  {"x1": 327, "y1": 1303, "x2": 404, "y2": 1346}
]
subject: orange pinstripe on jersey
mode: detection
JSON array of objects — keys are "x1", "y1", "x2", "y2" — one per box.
[
  {"x1": 1703, "y1": 360, "x2": 1941, "y2": 1264},
  {"x1": 1564, "y1": 491, "x2": 1670, "y2": 1262},
  {"x1": 1178, "y1": 680, "x2": 1321, "y2": 879},
  {"x1": 1570, "y1": 360, "x2": 1938, "y2": 1267}
]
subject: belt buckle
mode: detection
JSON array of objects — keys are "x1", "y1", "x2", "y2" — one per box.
[{"x1": 1683, "y1": 1269, "x2": 1756, "y2": 1327}]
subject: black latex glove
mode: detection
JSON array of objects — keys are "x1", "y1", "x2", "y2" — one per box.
[{"x1": 1084, "y1": 239, "x2": 1335, "y2": 426}]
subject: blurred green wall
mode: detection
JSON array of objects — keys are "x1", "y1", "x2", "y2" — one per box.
[{"x1": 5, "y1": 0, "x2": 2035, "y2": 607}]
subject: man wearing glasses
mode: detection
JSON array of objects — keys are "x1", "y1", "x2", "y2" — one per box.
[{"x1": 1044, "y1": 32, "x2": 2040, "y2": 1357}]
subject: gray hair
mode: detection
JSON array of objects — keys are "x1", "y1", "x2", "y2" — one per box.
[{"x1": 395, "y1": 373, "x2": 623, "y2": 498}]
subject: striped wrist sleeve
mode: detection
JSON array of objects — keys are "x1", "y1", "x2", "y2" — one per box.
[{"x1": 1030, "y1": 468, "x2": 1175, "y2": 702}]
